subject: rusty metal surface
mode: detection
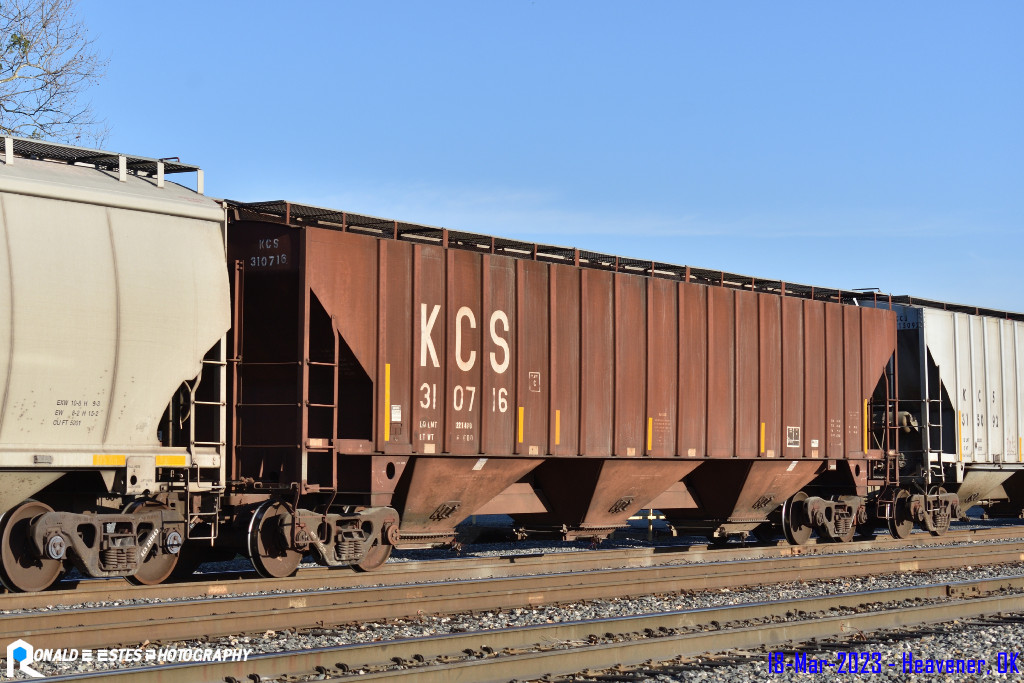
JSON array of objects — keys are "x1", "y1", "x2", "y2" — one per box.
[
  {"x1": 614, "y1": 274, "x2": 646, "y2": 458},
  {"x1": 862, "y1": 305, "x2": 897, "y2": 398},
  {"x1": 646, "y1": 278, "x2": 677, "y2": 457},
  {"x1": 825, "y1": 303, "x2": 846, "y2": 457},
  {"x1": 225, "y1": 210, "x2": 898, "y2": 540},
  {"x1": 377, "y1": 239, "x2": 413, "y2": 452},
  {"x1": 580, "y1": 269, "x2": 614, "y2": 455},
  {"x1": 803, "y1": 300, "x2": 826, "y2": 459},
  {"x1": 393, "y1": 457, "x2": 538, "y2": 533},
  {"x1": 782, "y1": 296, "x2": 805, "y2": 459},
  {"x1": 445, "y1": 249, "x2": 481, "y2": 454},
  {"x1": 513, "y1": 460, "x2": 700, "y2": 530},
  {"x1": 412, "y1": 244, "x2": 446, "y2": 456},
  {"x1": 472, "y1": 481, "x2": 548, "y2": 514},
  {"x1": 229, "y1": 216, "x2": 898, "y2": 472},
  {"x1": 549, "y1": 264, "x2": 580, "y2": 455},
  {"x1": 730, "y1": 460, "x2": 821, "y2": 520},
  {"x1": 706, "y1": 286, "x2": 735, "y2": 457},
  {"x1": 659, "y1": 460, "x2": 820, "y2": 523},
  {"x1": 480, "y1": 254, "x2": 516, "y2": 455},
  {"x1": 677, "y1": 282, "x2": 707, "y2": 458},
  {"x1": 307, "y1": 228, "x2": 379, "y2": 400},
  {"x1": 843, "y1": 306, "x2": 864, "y2": 455},
  {"x1": 758, "y1": 293, "x2": 782, "y2": 458},
  {"x1": 516, "y1": 259, "x2": 549, "y2": 456},
  {"x1": 735, "y1": 290, "x2": 758, "y2": 457}
]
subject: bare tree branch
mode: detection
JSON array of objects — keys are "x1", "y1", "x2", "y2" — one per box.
[{"x1": 0, "y1": 0, "x2": 107, "y2": 144}]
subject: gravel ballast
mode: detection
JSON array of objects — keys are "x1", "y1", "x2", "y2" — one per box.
[{"x1": 16, "y1": 560, "x2": 1024, "y2": 679}]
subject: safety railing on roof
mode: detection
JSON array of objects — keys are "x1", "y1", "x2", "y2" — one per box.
[
  {"x1": 1, "y1": 136, "x2": 204, "y2": 194},
  {"x1": 228, "y1": 199, "x2": 1023, "y2": 319}
]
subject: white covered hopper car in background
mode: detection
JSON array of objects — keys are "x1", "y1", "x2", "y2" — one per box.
[{"x1": 885, "y1": 301, "x2": 1024, "y2": 516}]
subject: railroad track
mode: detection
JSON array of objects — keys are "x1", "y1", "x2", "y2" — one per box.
[
  {"x1": 10, "y1": 537, "x2": 1024, "y2": 653},
  {"x1": 4, "y1": 524, "x2": 1019, "y2": 611},
  {"x1": 37, "y1": 574, "x2": 1024, "y2": 682}
]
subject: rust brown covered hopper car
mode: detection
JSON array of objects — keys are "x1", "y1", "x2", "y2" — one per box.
[{"x1": 226, "y1": 200, "x2": 901, "y2": 555}]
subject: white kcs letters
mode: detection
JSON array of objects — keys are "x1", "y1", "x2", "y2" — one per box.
[{"x1": 418, "y1": 304, "x2": 510, "y2": 374}]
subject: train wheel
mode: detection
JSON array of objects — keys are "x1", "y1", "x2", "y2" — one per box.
[
  {"x1": 354, "y1": 540, "x2": 392, "y2": 572},
  {"x1": 924, "y1": 487, "x2": 951, "y2": 537},
  {"x1": 887, "y1": 489, "x2": 914, "y2": 539},
  {"x1": 247, "y1": 501, "x2": 302, "y2": 578},
  {"x1": 0, "y1": 501, "x2": 62, "y2": 592},
  {"x1": 124, "y1": 501, "x2": 182, "y2": 586},
  {"x1": 781, "y1": 491, "x2": 812, "y2": 545}
]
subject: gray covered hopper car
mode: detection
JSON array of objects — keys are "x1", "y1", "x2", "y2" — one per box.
[{"x1": 0, "y1": 138, "x2": 229, "y2": 590}]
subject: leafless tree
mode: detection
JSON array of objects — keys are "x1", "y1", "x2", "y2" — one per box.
[{"x1": 0, "y1": 0, "x2": 107, "y2": 144}]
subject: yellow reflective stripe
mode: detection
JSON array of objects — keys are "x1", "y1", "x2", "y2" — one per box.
[
  {"x1": 647, "y1": 417, "x2": 653, "y2": 452},
  {"x1": 92, "y1": 454, "x2": 125, "y2": 467},
  {"x1": 555, "y1": 409, "x2": 561, "y2": 446},
  {"x1": 155, "y1": 455, "x2": 187, "y2": 467},
  {"x1": 384, "y1": 363, "x2": 391, "y2": 443},
  {"x1": 863, "y1": 399, "x2": 868, "y2": 453},
  {"x1": 760, "y1": 422, "x2": 765, "y2": 454},
  {"x1": 518, "y1": 407, "x2": 524, "y2": 444}
]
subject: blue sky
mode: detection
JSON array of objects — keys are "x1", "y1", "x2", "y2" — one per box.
[{"x1": 79, "y1": 1, "x2": 1021, "y2": 311}]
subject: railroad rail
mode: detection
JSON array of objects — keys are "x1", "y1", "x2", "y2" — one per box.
[
  {"x1": 10, "y1": 538, "x2": 1024, "y2": 653},
  {"x1": 4, "y1": 524, "x2": 1020, "y2": 610},
  {"x1": 37, "y1": 574, "x2": 1024, "y2": 682}
]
